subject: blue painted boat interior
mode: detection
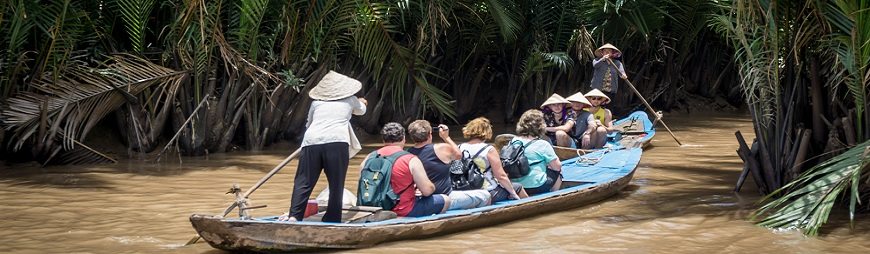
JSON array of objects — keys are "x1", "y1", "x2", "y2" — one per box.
[{"x1": 236, "y1": 111, "x2": 654, "y2": 227}]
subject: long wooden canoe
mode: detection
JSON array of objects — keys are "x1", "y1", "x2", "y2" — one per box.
[{"x1": 190, "y1": 144, "x2": 643, "y2": 252}]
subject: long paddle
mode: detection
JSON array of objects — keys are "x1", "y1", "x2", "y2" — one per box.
[
  {"x1": 185, "y1": 147, "x2": 303, "y2": 245},
  {"x1": 605, "y1": 58, "x2": 683, "y2": 146}
]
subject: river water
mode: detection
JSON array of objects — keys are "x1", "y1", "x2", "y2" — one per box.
[{"x1": 1, "y1": 112, "x2": 869, "y2": 253}]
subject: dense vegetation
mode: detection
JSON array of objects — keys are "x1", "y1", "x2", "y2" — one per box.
[{"x1": 0, "y1": 0, "x2": 867, "y2": 235}]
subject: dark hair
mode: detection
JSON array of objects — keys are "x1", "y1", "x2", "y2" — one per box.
[{"x1": 381, "y1": 122, "x2": 405, "y2": 143}]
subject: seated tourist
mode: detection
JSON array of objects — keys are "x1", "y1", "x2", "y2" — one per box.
[
  {"x1": 540, "y1": 93, "x2": 575, "y2": 147},
  {"x1": 510, "y1": 109, "x2": 563, "y2": 195},
  {"x1": 565, "y1": 91, "x2": 603, "y2": 149},
  {"x1": 459, "y1": 117, "x2": 528, "y2": 203},
  {"x1": 585, "y1": 89, "x2": 614, "y2": 149},
  {"x1": 361, "y1": 122, "x2": 450, "y2": 217},
  {"x1": 407, "y1": 120, "x2": 491, "y2": 210}
]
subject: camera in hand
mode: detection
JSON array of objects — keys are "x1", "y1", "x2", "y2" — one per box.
[{"x1": 432, "y1": 126, "x2": 442, "y2": 132}]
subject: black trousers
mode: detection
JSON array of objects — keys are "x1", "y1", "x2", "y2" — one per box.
[{"x1": 289, "y1": 142, "x2": 349, "y2": 222}]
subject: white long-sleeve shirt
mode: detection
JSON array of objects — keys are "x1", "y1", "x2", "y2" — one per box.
[{"x1": 302, "y1": 96, "x2": 366, "y2": 158}]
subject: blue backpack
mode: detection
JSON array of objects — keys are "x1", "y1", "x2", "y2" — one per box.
[{"x1": 357, "y1": 150, "x2": 412, "y2": 210}]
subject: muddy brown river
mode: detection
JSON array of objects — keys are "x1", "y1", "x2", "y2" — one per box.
[{"x1": 2, "y1": 112, "x2": 869, "y2": 253}]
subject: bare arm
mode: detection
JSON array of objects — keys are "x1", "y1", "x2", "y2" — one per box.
[
  {"x1": 437, "y1": 124, "x2": 462, "y2": 160},
  {"x1": 408, "y1": 157, "x2": 435, "y2": 196},
  {"x1": 547, "y1": 157, "x2": 562, "y2": 172},
  {"x1": 604, "y1": 109, "x2": 615, "y2": 131},
  {"x1": 585, "y1": 115, "x2": 596, "y2": 135},
  {"x1": 548, "y1": 119, "x2": 574, "y2": 133},
  {"x1": 487, "y1": 148, "x2": 520, "y2": 199}
]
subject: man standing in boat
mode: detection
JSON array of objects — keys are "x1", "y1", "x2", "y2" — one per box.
[
  {"x1": 590, "y1": 43, "x2": 628, "y2": 103},
  {"x1": 280, "y1": 71, "x2": 368, "y2": 222}
]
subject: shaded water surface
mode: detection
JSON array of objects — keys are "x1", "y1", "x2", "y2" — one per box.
[{"x1": 2, "y1": 112, "x2": 869, "y2": 253}]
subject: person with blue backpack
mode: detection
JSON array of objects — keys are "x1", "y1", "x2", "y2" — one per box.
[{"x1": 357, "y1": 122, "x2": 450, "y2": 217}]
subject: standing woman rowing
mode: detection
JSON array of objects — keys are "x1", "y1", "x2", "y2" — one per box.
[
  {"x1": 590, "y1": 43, "x2": 628, "y2": 103},
  {"x1": 281, "y1": 71, "x2": 368, "y2": 222}
]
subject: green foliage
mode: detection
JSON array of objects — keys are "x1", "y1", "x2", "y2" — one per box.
[
  {"x1": 754, "y1": 140, "x2": 870, "y2": 236},
  {"x1": 114, "y1": 0, "x2": 156, "y2": 52}
]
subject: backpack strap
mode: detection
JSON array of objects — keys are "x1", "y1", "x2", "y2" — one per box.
[
  {"x1": 472, "y1": 144, "x2": 491, "y2": 158},
  {"x1": 472, "y1": 144, "x2": 492, "y2": 172},
  {"x1": 523, "y1": 138, "x2": 541, "y2": 148},
  {"x1": 383, "y1": 150, "x2": 414, "y2": 197}
]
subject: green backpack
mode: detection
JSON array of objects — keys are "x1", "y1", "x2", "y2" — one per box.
[{"x1": 357, "y1": 150, "x2": 411, "y2": 210}]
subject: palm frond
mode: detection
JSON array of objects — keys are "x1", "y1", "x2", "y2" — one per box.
[
  {"x1": 1, "y1": 54, "x2": 188, "y2": 153},
  {"x1": 483, "y1": 0, "x2": 521, "y2": 42},
  {"x1": 114, "y1": 0, "x2": 156, "y2": 52},
  {"x1": 754, "y1": 140, "x2": 870, "y2": 236}
]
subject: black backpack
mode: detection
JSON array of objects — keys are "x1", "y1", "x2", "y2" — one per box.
[
  {"x1": 449, "y1": 144, "x2": 491, "y2": 190},
  {"x1": 500, "y1": 139, "x2": 539, "y2": 178},
  {"x1": 357, "y1": 151, "x2": 412, "y2": 210}
]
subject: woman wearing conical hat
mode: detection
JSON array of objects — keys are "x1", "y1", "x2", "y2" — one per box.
[
  {"x1": 539, "y1": 93, "x2": 575, "y2": 147},
  {"x1": 280, "y1": 71, "x2": 368, "y2": 223},
  {"x1": 585, "y1": 89, "x2": 613, "y2": 149},
  {"x1": 591, "y1": 43, "x2": 628, "y2": 102},
  {"x1": 565, "y1": 91, "x2": 603, "y2": 149}
]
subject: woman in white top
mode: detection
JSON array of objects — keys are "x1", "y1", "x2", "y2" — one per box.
[
  {"x1": 282, "y1": 71, "x2": 367, "y2": 222},
  {"x1": 459, "y1": 117, "x2": 528, "y2": 203}
]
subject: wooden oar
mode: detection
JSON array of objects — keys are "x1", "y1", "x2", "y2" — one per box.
[
  {"x1": 185, "y1": 148, "x2": 303, "y2": 245},
  {"x1": 606, "y1": 58, "x2": 683, "y2": 146}
]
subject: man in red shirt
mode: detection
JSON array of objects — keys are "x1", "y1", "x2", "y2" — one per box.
[{"x1": 364, "y1": 122, "x2": 451, "y2": 217}]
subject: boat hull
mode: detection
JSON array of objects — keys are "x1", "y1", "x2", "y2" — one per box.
[{"x1": 190, "y1": 148, "x2": 640, "y2": 252}]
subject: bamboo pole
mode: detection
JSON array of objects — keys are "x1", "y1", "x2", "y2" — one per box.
[
  {"x1": 605, "y1": 59, "x2": 683, "y2": 146},
  {"x1": 186, "y1": 147, "x2": 303, "y2": 245}
]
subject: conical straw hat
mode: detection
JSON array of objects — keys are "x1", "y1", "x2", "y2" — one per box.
[
  {"x1": 309, "y1": 71, "x2": 362, "y2": 101},
  {"x1": 584, "y1": 89, "x2": 611, "y2": 105},
  {"x1": 540, "y1": 93, "x2": 570, "y2": 109},
  {"x1": 594, "y1": 43, "x2": 622, "y2": 58},
  {"x1": 565, "y1": 91, "x2": 593, "y2": 108}
]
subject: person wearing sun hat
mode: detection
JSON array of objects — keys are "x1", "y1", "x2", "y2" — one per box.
[
  {"x1": 280, "y1": 70, "x2": 368, "y2": 223},
  {"x1": 591, "y1": 43, "x2": 628, "y2": 102},
  {"x1": 565, "y1": 91, "x2": 602, "y2": 149},
  {"x1": 539, "y1": 93, "x2": 575, "y2": 147},
  {"x1": 584, "y1": 88, "x2": 614, "y2": 149}
]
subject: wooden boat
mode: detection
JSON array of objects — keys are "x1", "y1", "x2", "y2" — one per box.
[
  {"x1": 189, "y1": 113, "x2": 649, "y2": 252},
  {"x1": 553, "y1": 111, "x2": 656, "y2": 160},
  {"x1": 495, "y1": 111, "x2": 656, "y2": 160}
]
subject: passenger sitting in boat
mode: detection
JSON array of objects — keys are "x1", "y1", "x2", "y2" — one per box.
[
  {"x1": 407, "y1": 120, "x2": 492, "y2": 210},
  {"x1": 565, "y1": 92, "x2": 602, "y2": 149},
  {"x1": 459, "y1": 117, "x2": 528, "y2": 203},
  {"x1": 540, "y1": 93, "x2": 575, "y2": 147},
  {"x1": 585, "y1": 89, "x2": 613, "y2": 149},
  {"x1": 511, "y1": 109, "x2": 563, "y2": 195},
  {"x1": 363, "y1": 122, "x2": 451, "y2": 217}
]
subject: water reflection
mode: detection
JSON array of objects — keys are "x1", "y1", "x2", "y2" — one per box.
[{"x1": 1, "y1": 112, "x2": 868, "y2": 253}]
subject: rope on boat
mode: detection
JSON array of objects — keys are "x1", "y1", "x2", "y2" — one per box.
[{"x1": 572, "y1": 147, "x2": 616, "y2": 166}]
